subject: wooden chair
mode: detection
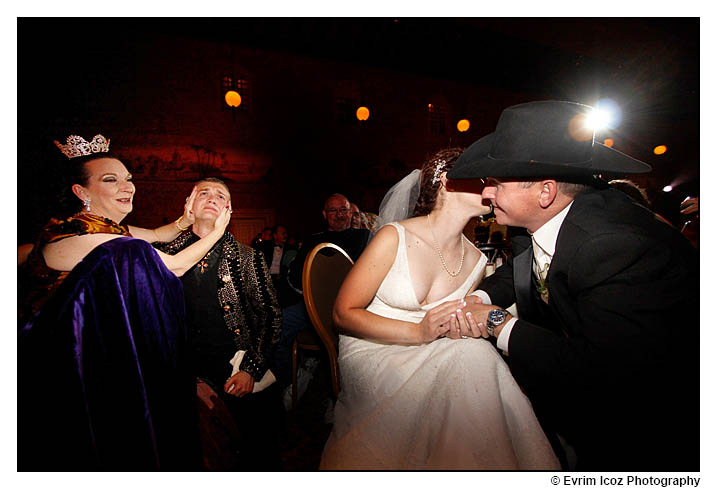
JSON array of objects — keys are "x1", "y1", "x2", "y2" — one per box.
[{"x1": 291, "y1": 243, "x2": 354, "y2": 410}]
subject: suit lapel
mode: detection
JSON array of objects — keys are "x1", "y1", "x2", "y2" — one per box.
[{"x1": 512, "y1": 241, "x2": 536, "y2": 320}]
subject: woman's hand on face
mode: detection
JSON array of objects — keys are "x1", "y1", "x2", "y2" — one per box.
[
  {"x1": 214, "y1": 204, "x2": 232, "y2": 233},
  {"x1": 183, "y1": 186, "x2": 198, "y2": 226},
  {"x1": 418, "y1": 299, "x2": 465, "y2": 343}
]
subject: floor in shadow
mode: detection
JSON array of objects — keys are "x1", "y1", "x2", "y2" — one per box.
[{"x1": 278, "y1": 353, "x2": 334, "y2": 471}]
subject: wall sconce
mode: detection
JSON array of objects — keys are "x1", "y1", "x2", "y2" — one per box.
[
  {"x1": 356, "y1": 106, "x2": 370, "y2": 121},
  {"x1": 457, "y1": 119, "x2": 470, "y2": 132}
]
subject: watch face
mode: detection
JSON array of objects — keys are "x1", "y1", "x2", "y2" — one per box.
[{"x1": 488, "y1": 309, "x2": 506, "y2": 325}]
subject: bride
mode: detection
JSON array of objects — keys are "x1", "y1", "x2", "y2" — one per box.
[{"x1": 320, "y1": 148, "x2": 559, "y2": 470}]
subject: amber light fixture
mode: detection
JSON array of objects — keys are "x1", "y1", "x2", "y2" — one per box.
[
  {"x1": 603, "y1": 138, "x2": 614, "y2": 147},
  {"x1": 654, "y1": 145, "x2": 667, "y2": 155},
  {"x1": 356, "y1": 106, "x2": 370, "y2": 121},
  {"x1": 457, "y1": 119, "x2": 470, "y2": 132},
  {"x1": 225, "y1": 90, "x2": 242, "y2": 108}
]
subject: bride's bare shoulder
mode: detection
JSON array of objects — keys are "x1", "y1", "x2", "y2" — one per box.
[
  {"x1": 397, "y1": 216, "x2": 425, "y2": 232},
  {"x1": 397, "y1": 216, "x2": 430, "y2": 246}
]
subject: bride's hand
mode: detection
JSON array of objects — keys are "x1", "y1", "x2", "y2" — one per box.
[
  {"x1": 418, "y1": 299, "x2": 465, "y2": 343},
  {"x1": 450, "y1": 295, "x2": 485, "y2": 339}
]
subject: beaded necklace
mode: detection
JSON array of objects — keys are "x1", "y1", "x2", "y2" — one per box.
[{"x1": 427, "y1": 214, "x2": 465, "y2": 278}]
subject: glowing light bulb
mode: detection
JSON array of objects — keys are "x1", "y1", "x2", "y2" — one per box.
[
  {"x1": 457, "y1": 119, "x2": 470, "y2": 132},
  {"x1": 224, "y1": 90, "x2": 242, "y2": 107},
  {"x1": 356, "y1": 106, "x2": 370, "y2": 121},
  {"x1": 663, "y1": 185, "x2": 673, "y2": 193}
]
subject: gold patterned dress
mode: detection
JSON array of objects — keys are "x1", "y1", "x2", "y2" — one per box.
[{"x1": 18, "y1": 213, "x2": 131, "y2": 325}]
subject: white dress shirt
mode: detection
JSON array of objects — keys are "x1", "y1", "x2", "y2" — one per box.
[
  {"x1": 269, "y1": 245, "x2": 283, "y2": 275},
  {"x1": 483, "y1": 201, "x2": 574, "y2": 354}
]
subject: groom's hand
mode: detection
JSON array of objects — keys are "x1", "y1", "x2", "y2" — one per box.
[
  {"x1": 460, "y1": 299, "x2": 501, "y2": 338},
  {"x1": 461, "y1": 302, "x2": 512, "y2": 338}
]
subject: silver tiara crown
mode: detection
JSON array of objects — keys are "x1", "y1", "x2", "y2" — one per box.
[{"x1": 54, "y1": 134, "x2": 111, "y2": 159}]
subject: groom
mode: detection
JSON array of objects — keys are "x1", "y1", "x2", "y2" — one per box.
[{"x1": 451, "y1": 101, "x2": 699, "y2": 470}]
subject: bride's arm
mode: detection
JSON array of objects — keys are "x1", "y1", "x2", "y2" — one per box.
[
  {"x1": 128, "y1": 187, "x2": 197, "y2": 243},
  {"x1": 333, "y1": 225, "x2": 462, "y2": 345}
]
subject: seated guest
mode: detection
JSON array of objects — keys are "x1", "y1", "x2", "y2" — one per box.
[
  {"x1": 18, "y1": 134, "x2": 230, "y2": 325},
  {"x1": 155, "y1": 177, "x2": 284, "y2": 470},
  {"x1": 251, "y1": 226, "x2": 273, "y2": 248},
  {"x1": 273, "y1": 193, "x2": 371, "y2": 389},
  {"x1": 680, "y1": 196, "x2": 699, "y2": 248},
  {"x1": 18, "y1": 133, "x2": 229, "y2": 470},
  {"x1": 258, "y1": 224, "x2": 299, "y2": 307},
  {"x1": 608, "y1": 178, "x2": 672, "y2": 225},
  {"x1": 350, "y1": 201, "x2": 378, "y2": 231}
]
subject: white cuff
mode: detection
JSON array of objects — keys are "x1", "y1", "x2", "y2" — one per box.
[
  {"x1": 496, "y1": 317, "x2": 518, "y2": 355},
  {"x1": 469, "y1": 289, "x2": 492, "y2": 305}
]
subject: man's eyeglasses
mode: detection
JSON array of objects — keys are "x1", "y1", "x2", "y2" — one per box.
[{"x1": 326, "y1": 208, "x2": 350, "y2": 215}]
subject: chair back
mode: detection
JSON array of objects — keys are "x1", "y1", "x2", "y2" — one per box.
[{"x1": 302, "y1": 242, "x2": 354, "y2": 396}]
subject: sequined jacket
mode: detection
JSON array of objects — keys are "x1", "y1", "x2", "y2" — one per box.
[{"x1": 156, "y1": 231, "x2": 282, "y2": 381}]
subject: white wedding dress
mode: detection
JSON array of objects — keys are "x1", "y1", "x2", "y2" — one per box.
[{"x1": 320, "y1": 223, "x2": 559, "y2": 470}]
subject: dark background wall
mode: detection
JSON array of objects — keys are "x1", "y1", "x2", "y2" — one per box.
[{"x1": 18, "y1": 18, "x2": 699, "y2": 244}]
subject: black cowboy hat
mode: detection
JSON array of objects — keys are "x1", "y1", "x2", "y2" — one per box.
[{"x1": 447, "y1": 100, "x2": 651, "y2": 180}]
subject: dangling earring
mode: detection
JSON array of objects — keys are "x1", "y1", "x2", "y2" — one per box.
[{"x1": 83, "y1": 197, "x2": 91, "y2": 213}]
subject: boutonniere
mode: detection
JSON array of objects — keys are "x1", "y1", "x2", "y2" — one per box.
[{"x1": 536, "y1": 262, "x2": 550, "y2": 303}]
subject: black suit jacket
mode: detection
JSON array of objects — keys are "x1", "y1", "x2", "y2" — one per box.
[
  {"x1": 288, "y1": 228, "x2": 371, "y2": 293},
  {"x1": 481, "y1": 188, "x2": 699, "y2": 470}
]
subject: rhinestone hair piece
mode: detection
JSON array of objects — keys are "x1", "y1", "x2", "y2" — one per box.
[
  {"x1": 54, "y1": 134, "x2": 111, "y2": 159},
  {"x1": 431, "y1": 158, "x2": 447, "y2": 185}
]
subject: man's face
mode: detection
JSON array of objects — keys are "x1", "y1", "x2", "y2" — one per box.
[
  {"x1": 192, "y1": 181, "x2": 231, "y2": 223},
  {"x1": 323, "y1": 196, "x2": 351, "y2": 232},
  {"x1": 481, "y1": 179, "x2": 541, "y2": 232},
  {"x1": 350, "y1": 203, "x2": 362, "y2": 229},
  {"x1": 273, "y1": 226, "x2": 288, "y2": 246}
]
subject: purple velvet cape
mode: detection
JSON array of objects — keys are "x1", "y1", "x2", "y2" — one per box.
[{"x1": 18, "y1": 237, "x2": 200, "y2": 471}]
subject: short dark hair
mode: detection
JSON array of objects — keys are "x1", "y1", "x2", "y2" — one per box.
[{"x1": 196, "y1": 177, "x2": 231, "y2": 200}]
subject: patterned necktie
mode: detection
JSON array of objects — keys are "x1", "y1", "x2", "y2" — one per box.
[{"x1": 531, "y1": 236, "x2": 551, "y2": 303}]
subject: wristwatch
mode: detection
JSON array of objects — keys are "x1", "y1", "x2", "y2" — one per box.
[{"x1": 486, "y1": 308, "x2": 509, "y2": 337}]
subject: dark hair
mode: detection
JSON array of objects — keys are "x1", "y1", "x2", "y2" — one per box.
[
  {"x1": 56, "y1": 152, "x2": 121, "y2": 216},
  {"x1": 609, "y1": 179, "x2": 652, "y2": 208},
  {"x1": 196, "y1": 176, "x2": 232, "y2": 201},
  {"x1": 412, "y1": 148, "x2": 464, "y2": 216}
]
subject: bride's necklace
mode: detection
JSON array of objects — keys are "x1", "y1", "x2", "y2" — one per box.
[{"x1": 427, "y1": 214, "x2": 465, "y2": 278}]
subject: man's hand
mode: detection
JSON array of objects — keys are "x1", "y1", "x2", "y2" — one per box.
[
  {"x1": 224, "y1": 370, "x2": 254, "y2": 397},
  {"x1": 458, "y1": 297, "x2": 511, "y2": 338}
]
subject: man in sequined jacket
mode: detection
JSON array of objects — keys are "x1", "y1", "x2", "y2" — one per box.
[{"x1": 156, "y1": 177, "x2": 283, "y2": 470}]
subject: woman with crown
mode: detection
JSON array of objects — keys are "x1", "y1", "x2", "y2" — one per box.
[
  {"x1": 19, "y1": 134, "x2": 231, "y2": 323},
  {"x1": 18, "y1": 134, "x2": 230, "y2": 470}
]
